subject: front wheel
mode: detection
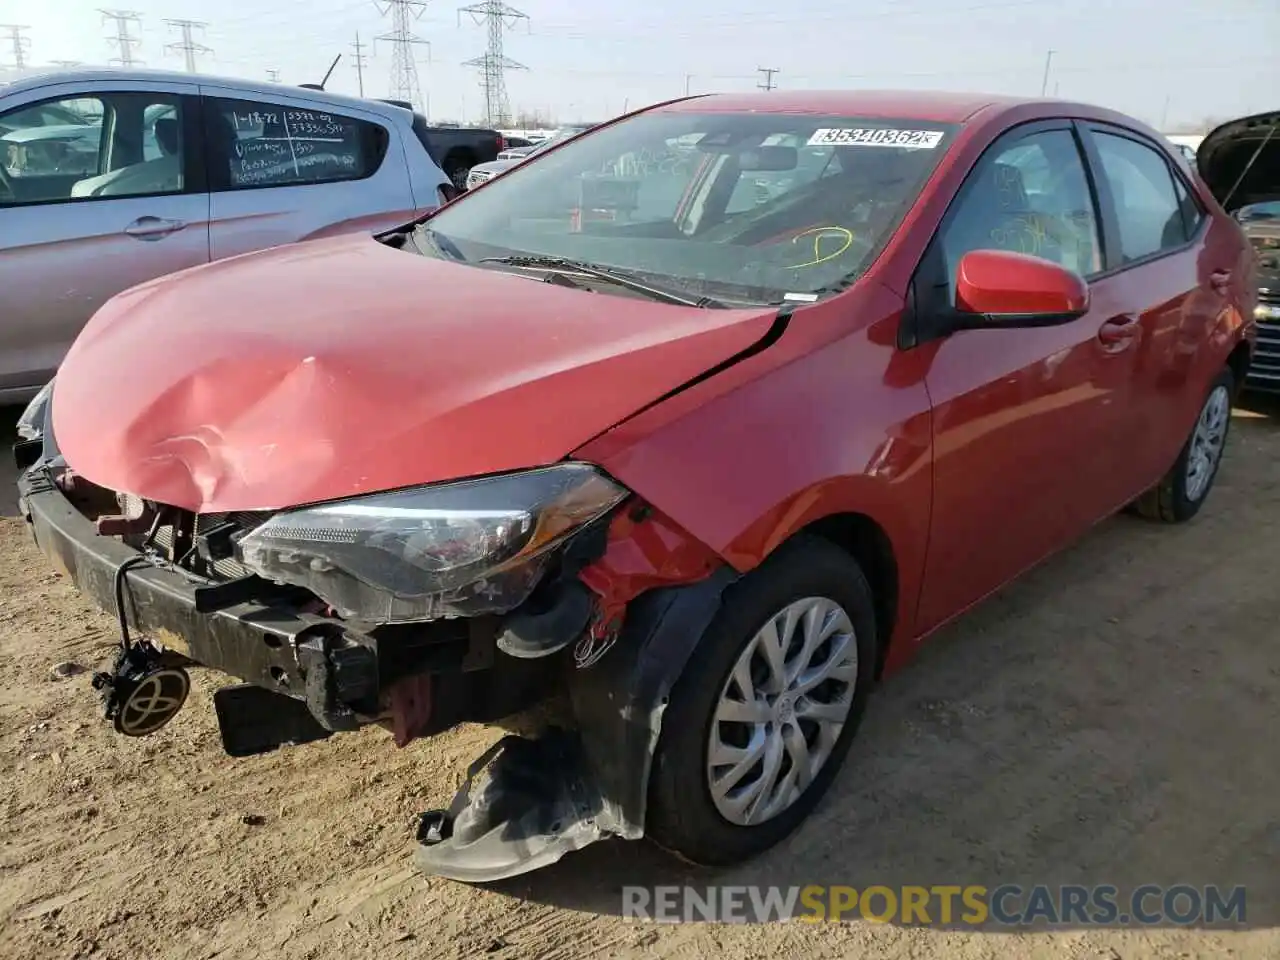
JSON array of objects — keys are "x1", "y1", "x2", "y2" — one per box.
[
  {"x1": 1133, "y1": 367, "x2": 1234, "y2": 523},
  {"x1": 646, "y1": 535, "x2": 878, "y2": 866}
]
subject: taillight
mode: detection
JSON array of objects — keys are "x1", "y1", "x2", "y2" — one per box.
[{"x1": 496, "y1": 134, "x2": 506, "y2": 152}]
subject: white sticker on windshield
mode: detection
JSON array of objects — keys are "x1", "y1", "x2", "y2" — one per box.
[{"x1": 807, "y1": 128, "x2": 944, "y2": 149}]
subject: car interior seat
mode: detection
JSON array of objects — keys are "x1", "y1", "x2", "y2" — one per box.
[{"x1": 71, "y1": 115, "x2": 182, "y2": 199}]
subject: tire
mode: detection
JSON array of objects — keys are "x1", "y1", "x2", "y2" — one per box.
[
  {"x1": 1133, "y1": 366, "x2": 1234, "y2": 523},
  {"x1": 646, "y1": 535, "x2": 878, "y2": 866},
  {"x1": 445, "y1": 162, "x2": 471, "y2": 191}
]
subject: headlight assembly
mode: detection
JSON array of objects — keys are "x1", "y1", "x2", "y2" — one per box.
[
  {"x1": 16, "y1": 379, "x2": 53, "y2": 442},
  {"x1": 236, "y1": 462, "x2": 629, "y2": 623}
]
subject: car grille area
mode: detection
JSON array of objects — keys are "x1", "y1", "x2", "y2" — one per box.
[
  {"x1": 1251, "y1": 291, "x2": 1280, "y2": 392},
  {"x1": 109, "y1": 491, "x2": 271, "y2": 581}
]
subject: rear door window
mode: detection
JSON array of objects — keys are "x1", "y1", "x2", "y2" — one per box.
[
  {"x1": 1092, "y1": 131, "x2": 1188, "y2": 262},
  {"x1": 204, "y1": 96, "x2": 389, "y2": 191}
]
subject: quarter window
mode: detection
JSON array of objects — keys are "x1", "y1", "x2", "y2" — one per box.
[
  {"x1": 204, "y1": 97, "x2": 387, "y2": 190},
  {"x1": 939, "y1": 128, "x2": 1101, "y2": 298},
  {"x1": 0, "y1": 93, "x2": 185, "y2": 205},
  {"x1": 1093, "y1": 131, "x2": 1188, "y2": 262}
]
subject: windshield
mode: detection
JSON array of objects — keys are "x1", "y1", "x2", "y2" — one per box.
[{"x1": 421, "y1": 110, "x2": 956, "y2": 304}]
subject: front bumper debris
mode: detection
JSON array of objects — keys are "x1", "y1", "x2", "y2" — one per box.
[{"x1": 16, "y1": 466, "x2": 503, "y2": 752}]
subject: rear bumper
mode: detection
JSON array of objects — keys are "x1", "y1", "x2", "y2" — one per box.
[{"x1": 15, "y1": 466, "x2": 499, "y2": 737}]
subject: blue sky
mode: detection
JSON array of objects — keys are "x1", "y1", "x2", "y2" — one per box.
[{"x1": 7, "y1": 0, "x2": 1278, "y2": 129}]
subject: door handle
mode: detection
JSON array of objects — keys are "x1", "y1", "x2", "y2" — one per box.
[
  {"x1": 1209, "y1": 269, "x2": 1232, "y2": 293},
  {"x1": 1097, "y1": 314, "x2": 1141, "y2": 347},
  {"x1": 124, "y1": 216, "x2": 187, "y2": 240}
]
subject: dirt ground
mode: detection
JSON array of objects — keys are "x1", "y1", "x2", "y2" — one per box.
[{"x1": 1, "y1": 399, "x2": 1278, "y2": 960}]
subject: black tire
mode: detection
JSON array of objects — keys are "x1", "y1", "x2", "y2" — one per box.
[
  {"x1": 646, "y1": 535, "x2": 878, "y2": 867},
  {"x1": 444, "y1": 160, "x2": 472, "y2": 191},
  {"x1": 1133, "y1": 366, "x2": 1234, "y2": 523}
]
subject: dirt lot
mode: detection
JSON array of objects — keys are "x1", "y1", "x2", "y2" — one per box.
[{"x1": 1, "y1": 400, "x2": 1278, "y2": 960}]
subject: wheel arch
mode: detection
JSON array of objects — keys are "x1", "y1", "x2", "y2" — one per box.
[
  {"x1": 441, "y1": 146, "x2": 477, "y2": 173},
  {"x1": 794, "y1": 511, "x2": 900, "y2": 678},
  {"x1": 1227, "y1": 338, "x2": 1252, "y2": 396}
]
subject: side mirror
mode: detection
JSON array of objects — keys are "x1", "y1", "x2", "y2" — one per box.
[{"x1": 952, "y1": 249, "x2": 1089, "y2": 329}]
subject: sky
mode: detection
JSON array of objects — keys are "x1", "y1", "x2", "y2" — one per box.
[{"x1": 1, "y1": 0, "x2": 1276, "y2": 130}]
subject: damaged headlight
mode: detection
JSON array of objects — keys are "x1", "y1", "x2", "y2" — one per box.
[
  {"x1": 16, "y1": 380, "x2": 53, "y2": 442},
  {"x1": 236, "y1": 463, "x2": 628, "y2": 623}
]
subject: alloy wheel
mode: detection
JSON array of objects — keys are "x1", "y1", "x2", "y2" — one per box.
[
  {"x1": 1185, "y1": 384, "x2": 1230, "y2": 502},
  {"x1": 705, "y1": 596, "x2": 858, "y2": 826}
]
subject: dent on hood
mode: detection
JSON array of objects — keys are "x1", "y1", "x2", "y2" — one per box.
[{"x1": 50, "y1": 234, "x2": 785, "y2": 513}]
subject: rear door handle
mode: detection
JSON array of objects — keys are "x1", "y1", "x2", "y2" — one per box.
[
  {"x1": 124, "y1": 216, "x2": 187, "y2": 240},
  {"x1": 1097, "y1": 314, "x2": 1141, "y2": 347},
  {"x1": 1209, "y1": 269, "x2": 1232, "y2": 292}
]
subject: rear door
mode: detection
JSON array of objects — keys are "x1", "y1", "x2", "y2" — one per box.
[
  {"x1": 0, "y1": 80, "x2": 208, "y2": 399},
  {"x1": 199, "y1": 87, "x2": 416, "y2": 260},
  {"x1": 912, "y1": 120, "x2": 1135, "y2": 633},
  {"x1": 1077, "y1": 122, "x2": 1229, "y2": 490}
]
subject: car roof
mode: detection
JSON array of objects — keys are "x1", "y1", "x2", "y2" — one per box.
[
  {"x1": 657, "y1": 89, "x2": 1034, "y2": 124},
  {"x1": 2, "y1": 67, "x2": 410, "y2": 119}
]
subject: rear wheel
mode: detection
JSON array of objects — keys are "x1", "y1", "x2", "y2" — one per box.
[
  {"x1": 646, "y1": 536, "x2": 878, "y2": 866},
  {"x1": 1133, "y1": 367, "x2": 1234, "y2": 523},
  {"x1": 444, "y1": 157, "x2": 473, "y2": 191}
]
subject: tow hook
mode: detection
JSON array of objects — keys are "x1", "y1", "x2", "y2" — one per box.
[{"x1": 91, "y1": 639, "x2": 191, "y2": 737}]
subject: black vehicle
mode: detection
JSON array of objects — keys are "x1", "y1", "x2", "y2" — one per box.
[
  {"x1": 1199, "y1": 110, "x2": 1280, "y2": 392},
  {"x1": 370, "y1": 99, "x2": 506, "y2": 191},
  {"x1": 408, "y1": 114, "x2": 505, "y2": 190}
]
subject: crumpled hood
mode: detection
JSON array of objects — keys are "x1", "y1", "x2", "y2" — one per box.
[
  {"x1": 1197, "y1": 110, "x2": 1280, "y2": 210},
  {"x1": 52, "y1": 233, "x2": 777, "y2": 513}
]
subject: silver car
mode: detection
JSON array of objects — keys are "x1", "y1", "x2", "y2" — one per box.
[
  {"x1": 0, "y1": 68, "x2": 451, "y2": 404},
  {"x1": 465, "y1": 123, "x2": 597, "y2": 190}
]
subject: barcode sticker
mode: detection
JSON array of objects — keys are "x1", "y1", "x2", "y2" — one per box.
[{"x1": 807, "y1": 128, "x2": 944, "y2": 149}]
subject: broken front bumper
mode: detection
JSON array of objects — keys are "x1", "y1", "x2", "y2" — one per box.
[
  {"x1": 15, "y1": 466, "x2": 502, "y2": 752},
  {"x1": 16, "y1": 460, "x2": 739, "y2": 881}
]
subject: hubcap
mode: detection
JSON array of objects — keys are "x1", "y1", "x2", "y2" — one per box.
[
  {"x1": 706, "y1": 596, "x2": 858, "y2": 827},
  {"x1": 1185, "y1": 384, "x2": 1230, "y2": 503}
]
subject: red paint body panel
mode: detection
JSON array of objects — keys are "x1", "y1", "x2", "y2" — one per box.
[
  {"x1": 51, "y1": 233, "x2": 776, "y2": 512},
  {"x1": 47, "y1": 90, "x2": 1256, "y2": 681},
  {"x1": 954, "y1": 249, "x2": 1090, "y2": 315}
]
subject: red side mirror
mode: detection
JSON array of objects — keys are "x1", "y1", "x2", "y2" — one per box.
[{"x1": 955, "y1": 249, "x2": 1089, "y2": 320}]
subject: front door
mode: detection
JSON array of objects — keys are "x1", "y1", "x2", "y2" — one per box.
[
  {"x1": 912, "y1": 121, "x2": 1134, "y2": 633},
  {"x1": 0, "y1": 82, "x2": 209, "y2": 399}
]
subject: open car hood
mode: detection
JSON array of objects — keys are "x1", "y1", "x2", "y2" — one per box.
[
  {"x1": 51, "y1": 233, "x2": 778, "y2": 513},
  {"x1": 1197, "y1": 110, "x2": 1280, "y2": 211}
]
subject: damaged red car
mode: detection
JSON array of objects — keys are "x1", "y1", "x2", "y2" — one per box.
[{"x1": 14, "y1": 90, "x2": 1257, "y2": 882}]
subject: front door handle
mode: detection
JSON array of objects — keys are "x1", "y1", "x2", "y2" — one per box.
[
  {"x1": 1098, "y1": 314, "x2": 1141, "y2": 348},
  {"x1": 124, "y1": 216, "x2": 187, "y2": 241}
]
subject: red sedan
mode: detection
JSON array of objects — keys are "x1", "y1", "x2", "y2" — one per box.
[{"x1": 15, "y1": 90, "x2": 1256, "y2": 881}]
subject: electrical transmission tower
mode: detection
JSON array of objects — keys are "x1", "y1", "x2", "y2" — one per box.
[
  {"x1": 0, "y1": 24, "x2": 32, "y2": 69},
  {"x1": 266, "y1": 68, "x2": 281, "y2": 82},
  {"x1": 375, "y1": 0, "x2": 429, "y2": 111},
  {"x1": 50, "y1": 60, "x2": 84, "y2": 68},
  {"x1": 164, "y1": 19, "x2": 212, "y2": 73},
  {"x1": 351, "y1": 32, "x2": 368, "y2": 97},
  {"x1": 458, "y1": 0, "x2": 527, "y2": 129},
  {"x1": 757, "y1": 66, "x2": 779, "y2": 91},
  {"x1": 100, "y1": 10, "x2": 143, "y2": 67}
]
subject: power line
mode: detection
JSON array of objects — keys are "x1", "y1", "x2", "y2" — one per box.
[
  {"x1": 375, "y1": 0, "x2": 429, "y2": 112},
  {"x1": 757, "y1": 66, "x2": 778, "y2": 91},
  {"x1": 0, "y1": 24, "x2": 32, "y2": 70},
  {"x1": 164, "y1": 18, "x2": 213, "y2": 74},
  {"x1": 351, "y1": 31, "x2": 368, "y2": 97},
  {"x1": 458, "y1": 0, "x2": 528, "y2": 129},
  {"x1": 100, "y1": 10, "x2": 143, "y2": 67}
]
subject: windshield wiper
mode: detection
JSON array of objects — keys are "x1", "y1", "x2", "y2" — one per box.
[{"x1": 476, "y1": 255, "x2": 721, "y2": 308}]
